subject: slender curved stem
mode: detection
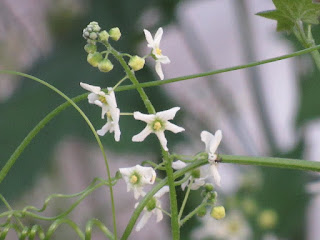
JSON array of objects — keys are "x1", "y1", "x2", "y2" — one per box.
[
  {"x1": 0, "y1": 71, "x2": 117, "y2": 239},
  {"x1": 115, "y1": 44, "x2": 320, "y2": 92},
  {"x1": 178, "y1": 178, "x2": 193, "y2": 221}
]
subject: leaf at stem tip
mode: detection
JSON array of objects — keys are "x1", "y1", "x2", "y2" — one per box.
[{"x1": 256, "y1": 0, "x2": 320, "y2": 32}]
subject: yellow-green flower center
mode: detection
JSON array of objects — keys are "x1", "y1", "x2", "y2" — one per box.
[
  {"x1": 99, "y1": 96, "x2": 107, "y2": 104},
  {"x1": 155, "y1": 48, "x2": 162, "y2": 55},
  {"x1": 153, "y1": 121, "x2": 162, "y2": 131},
  {"x1": 106, "y1": 111, "x2": 112, "y2": 119},
  {"x1": 130, "y1": 175, "x2": 138, "y2": 184}
]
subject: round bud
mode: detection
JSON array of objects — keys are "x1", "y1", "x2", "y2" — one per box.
[
  {"x1": 87, "y1": 52, "x2": 103, "y2": 67},
  {"x1": 146, "y1": 198, "x2": 157, "y2": 211},
  {"x1": 109, "y1": 27, "x2": 121, "y2": 41},
  {"x1": 197, "y1": 206, "x2": 207, "y2": 217},
  {"x1": 129, "y1": 56, "x2": 145, "y2": 71},
  {"x1": 205, "y1": 184, "x2": 214, "y2": 192},
  {"x1": 191, "y1": 169, "x2": 200, "y2": 179},
  {"x1": 89, "y1": 32, "x2": 98, "y2": 40},
  {"x1": 211, "y1": 206, "x2": 226, "y2": 220},
  {"x1": 98, "y1": 59, "x2": 114, "y2": 72},
  {"x1": 257, "y1": 209, "x2": 278, "y2": 229},
  {"x1": 99, "y1": 30, "x2": 109, "y2": 42},
  {"x1": 84, "y1": 44, "x2": 97, "y2": 54}
]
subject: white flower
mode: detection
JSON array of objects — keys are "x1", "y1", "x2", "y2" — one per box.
[
  {"x1": 97, "y1": 107, "x2": 121, "y2": 141},
  {"x1": 80, "y1": 82, "x2": 118, "y2": 119},
  {"x1": 144, "y1": 27, "x2": 170, "y2": 80},
  {"x1": 201, "y1": 130, "x2": 222, "y2": 187},
  {"x1": 136, "y1": 186, "x2": 169, "y2": 231},
  {"x1": 172, "y1": 160, "x2": 207, "y2": 190},
  {"x1": 119, "y1": 165, "x2": 156, "y2": 199},
  {"x1": 192, "y1": 211, "x2": 252, "y2": 240},
  {"x1": 132, "y1": 107, "x2": 185, "y2": 151}
]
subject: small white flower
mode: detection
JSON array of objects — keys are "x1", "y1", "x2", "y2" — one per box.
[
  {"x1": 172, "y1": 160, "x2": 207, "y2": 190},
  {"x1": 119, "y1": 165, "x2": 156, "y2": 199},
  {"x1": 144, "y1": 27, "x2": 170, "y2": 80},
  {"x1": 201, "y1": 130, "x2": 222, "y2": 187},
  {"x1": 97, "y1": 107, "x2": 121, "y2": 141},
  {"x1": 136, "y1": 186, "x2": 169, "y2": 231},
  {"x1": 132, "y1": 107, "x2": 185, "y2": 151},
  {"x1": 192, "y1": 211, "x2": 252, "y2": 240},
  {"x1": 80, "y1": 82, "x2": 118, "y2": 119}
]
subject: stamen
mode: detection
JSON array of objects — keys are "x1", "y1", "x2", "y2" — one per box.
[
  {"x1": 130, "y1": 175, "x2": 138, "y2": 184},
  {"x1": 155, "y1": 48, "x2": 162, "y2": 55},
  {"x1": 99, "y1": 96, "x2": 107, "y2": 104},
  {"x1": 153, "y1": 121, "x2": 162, "y2": 131}
]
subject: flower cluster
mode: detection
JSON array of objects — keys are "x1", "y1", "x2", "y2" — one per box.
[{"x1": 81, "y1": 22, "x2": 227, "y2": 235}]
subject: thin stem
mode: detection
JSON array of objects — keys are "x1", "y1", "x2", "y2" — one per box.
[
  {"x1": 0, "y1": 71, "x2": 118, "y2": 239},
  {"x1": 156, "y1": 207, "x2": 171, "y2": 218},
  {"x1": 112, "y1": 76, "x2": 129, "y2": 91},
  {"x1": 180, "y1": 200, "x2": 208, "y2": 227},
  {"x1": 115, "y1": 44, "x2": 320, "y2": 92},
  {"x1": 163, "y1": 151, "x2": 180, "y2": 240},
  {"x1": 178, "y1": 178, "x2": 193, "y2": 221}
]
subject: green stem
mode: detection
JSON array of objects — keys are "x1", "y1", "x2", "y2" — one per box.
[
  {"x1": 180, "y1": 200, "x2": 208, "y2": 227},
  {"x1": 85, "y1": 219, "x2": 115, "y2": 240},
  {"x1": 0, "y1": 71, "x2": 117, "y2": 240},
  {"x1": 178, "y1": 178, "x2": 193, "y2": 221},
  {"x1": 109, "y1": 45, "x2": 156, "y2": 114},
  {"x1": 163, "y1": 151, "x2": 180, "y2": 240},
  {"x1": 116, "y1": 44, "x2": 320, "y2": 92}
]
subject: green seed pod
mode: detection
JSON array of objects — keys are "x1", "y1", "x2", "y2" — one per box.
[
  {"x1": 109, "y1": 27, "x2": 121, "y2": 41},
  {"x1": 99, "y1": 30, "x2": 109, "y2": 42},
  {"x1": 128, "y1": 55, "x2": 145, "y2": 71},
  {"x1": 211, "y1": 206, "x2": 226, "y2": 220},
  {"x1": 98, "y1": 59, "x2": 114, "y2": 72},
  {"x1": 146, "y1": 198, "x2": 157, "y2": 211},
  {"x1": 197, "y1": 206, "x2": 207, "y2": 217},
  {"x1": 87, "y1": 52, "x2": 103, "y2": 67},
  {"x1": 191, "y1": 169, "x2": 200, "y2": 179},
  {"x1": 84, "y1": 44, "x2": 97, "y2": 54},
  {"x1": 205, "y1": 183, "x2": 214, "y2": 192}
]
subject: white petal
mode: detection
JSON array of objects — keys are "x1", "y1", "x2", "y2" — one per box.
[
  {"x1": 158, "y1": 55, "x2": 170, "y2": 64},
  {"x1": 165, "y1": 122, "x2": 185, "y2": 133},
  {"x1": 155, "y1": 131, "x2": 168, "y2": 151},
  {"x1": 172, "y1": 160, "x2": 187, "y2": 170},
  {"x1": 132, "y1": 126, "x2": 153, "y2": 142},
  {"x1": 153, "y1": 27, "x2": 163, "y2": 47},
  {"x1": 155, "y1": 208, "x2": 163, "y2": 222},
  {"x1": 210, "y1": 164, "x2": 221, "y2": 187},
  {"x1": 190, "y1": 179, "x2": 206, "y2": 190},
  {"x1": 97, "y1": 122, "x2": 111, "y2": 136},
  {"x1": 80, "y1": 82, "x2": 101, "y2": 94},
  {"x1": 143, "y1": 29, "x2": 155, "y2": 48},
  {"x1": 136, "y1": 165, "x2": 156, "y2": 185},
  {"x1": 154, "y1": 186, "x2": 169, "y2": 198},
  {"x1": 88, "y1": 93, "x2": 99, "y2": 104},
  {"x1": 133, "y1": 111, "x2": 155, "y2": 123},
  {"x1": 119, "y1": 167, "x2": 133, "y2": 177},
  {"x1": 200, "y1": 131, "x2": 213, "y2": 151},
  {"x1": 106, "y1": 88, "x2": 118, "y2": 108},
  {"x1": 136, "y1": 211, "x2": 152, "y2": 232},
  {"x1": 133, "y1": 187, "x2": 145, "y2": 200},
  {"x1": 181, "y1": 179, "x2": 189, "y2": 191},
  {"x1": 113, "y1": 123, "x2": 121, "y2": 142},
  {"x1": 209, "y1": 130, "x2": 222, "y2": 158},
  {"x1": 156, "y1": 107, "x2": 180, "y2": 121},
  {"x1": 155, "y1": 61, "x2": 164, "y2": 80}
]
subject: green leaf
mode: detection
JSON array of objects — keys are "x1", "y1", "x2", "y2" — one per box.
[{"x1": 257, "y1": 0, "x2": 320, "y2": 32}]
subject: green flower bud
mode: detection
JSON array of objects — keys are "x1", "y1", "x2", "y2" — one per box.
[
  {"x1": 109, "y1": 27, "x2": 121, "y2": 41},
  {"x1": 191, "y1": 169, "x2": 200, "y2": 179},
  {"x1": 87, "y1": 52, "x2": 103, "y2": 67},
  {"x1": 99, "y1": 30, "x2": 109, "y2": 42},
  {"x1": 197, "y1": 206, "x2": 207, "y2": 217},
  {"x1": 128, "y1": 55, "x2": 145, "y2": 71},
  {"x1": 211, "y1": 206, "x2": 226, "y2": 220},
  {"x1": 205, "y1": 184, "x2": 214, "y2": 192},
  {"x1": 98, "y1": 59, "x2": 114, "y2": 72},
  {"x1": 257, "y1": 209, "x2": 278, "y2": 229},
  {"x1": 146, "y1": 198, "x2": 157, "y2": 211},
  {"x1": 84, "y1": 44, "x2": 97, "y2": 54},
  {"x1": 89, "y1": 32, "x2": 98, "y2": 40},
  {"x1": 83, "y1": 21, "x2": 101, "y2": 42}
]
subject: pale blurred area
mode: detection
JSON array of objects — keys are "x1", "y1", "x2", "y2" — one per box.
[{"x1": 0, "y1": 0, "x2": 319, "y2": 239}]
